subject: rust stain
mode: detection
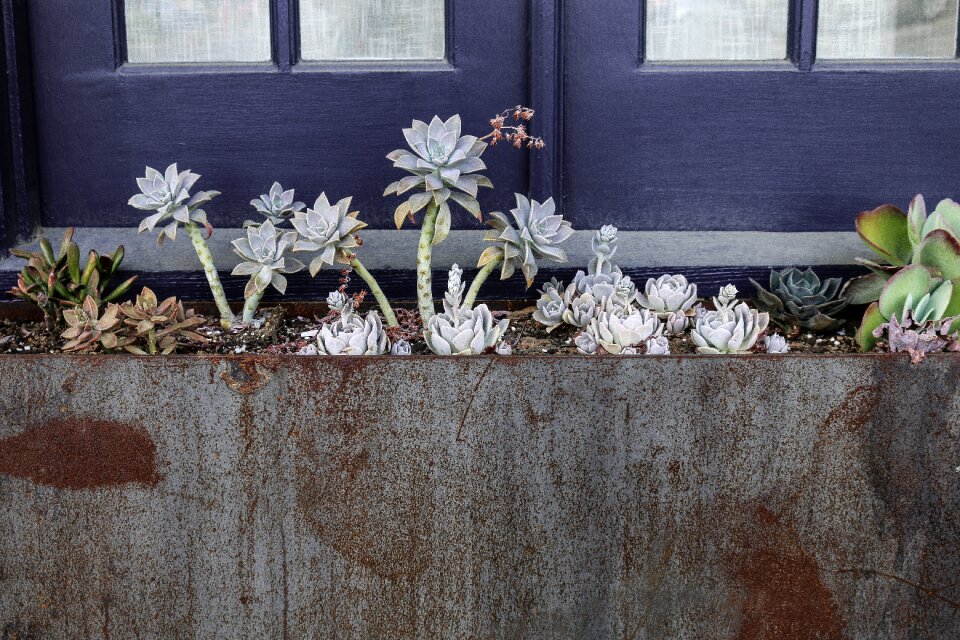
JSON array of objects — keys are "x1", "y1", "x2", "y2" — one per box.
[
  {"x1": 220, "y1": 360, "x2": 274, "y2": 395},
  {"x1": 0, "y1": 419, "x2": 161, "y2": 489},
  {"x1": 728, "y1": 505, "x2": 848, "y2": 640},
  {"x1": 821, "y1": 385, "x2": 880, "y2": 437}
]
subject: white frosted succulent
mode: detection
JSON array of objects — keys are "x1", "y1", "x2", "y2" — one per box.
[
  {"x1": 691, "y1": 286, "x2": 769, "y2": 354},
  {"x1": 326, "y1": 290, "x2": 349, "y2": 312},
  {"x1": 129, "y1": 163, "x2": 220, "y2": 245},
  {"x1": 636, "y1": 274, "x2": 698, "y2": 318},
  {"x1": 765, "y1": 333, "x2": 789, "y2": 354},
  {"x1": 496, "y1": 341, "x2": 513, "y2": 355},
  {"x1": 385, "y1": 115, "x2": 493, "y2": 235},
  {"x1": 424, "y1": 265, "x2": 509, "y2": 355},
  {"x1": 562, "y1": 289, "x2": 599, "y2": 328},
  {"x1": 586, "y1": 308, "x2": 662, "y2": 355},
  {"x1": 575, "y1": 331, "x2": 599, "y2": 355},
  {"x1": 391, "y1": 339, "x2": 412, "y2": 356},
  {"x1": 479, "y1": 194, "x2": 573, "y2": 287},
  {"x1": 645, "y1": 335, "x2": 671, "y2": 355},
  {"x1": 315, "y1": 305, "x2": 390, "y2": 355},
  {"x1": 247, "y1": 181, "x2": 305, "y2": 226},
  {"x1": 664, "y1": 311, "x2": 690, "y2": 336},
  {"x1": 591, "y1": 225, "x2": 619, "y2": 271},
  {"x1": 533, "y1": 285, "x2": 567, "y2": 333},
  {"x1": 541, "y1": 277, "x2": 565, "y2": 294},
  {"x1": 292, "y1": 193, "x2": 367, "y2": 276},
  {"x1": 231, "y1": 220, "x2": 305, "y2": 298}
]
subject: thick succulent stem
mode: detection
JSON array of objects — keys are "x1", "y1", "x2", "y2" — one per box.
[
  {"x1": 184, "y1": 222, "x2": 235, "y2": 328},
  {"x1": 350, "y1": 258, "x2": 398, "y2": 327},
  {"x1": 416, "y1": 200, "x2": 440, "y2": 323},
  {"x1": 146, "y1": 329, "x2": 157, "y2": 355},
  {"x1": 464, "y1": 255, "x2": 503, "y2": 310},
  {"x1": 241, "y1": 291, "x2": 264, "y2": 324}
]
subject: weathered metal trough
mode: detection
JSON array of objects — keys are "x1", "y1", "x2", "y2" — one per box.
[{"x1": 0, "y1": 351, "x2": 958, "y2": 639}]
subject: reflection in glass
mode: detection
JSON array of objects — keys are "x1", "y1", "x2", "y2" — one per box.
[
  {"x1": 125, "y1": 0, "x2": 271, "y2": 64},
  {"x1": 646, "y1": 0, "x2": 790, "y2": 61},
  {"x1": 818, "y1": 0, "x2": 959, "y2": 59},
  {"x1": 299, "y1": 0, "x2": 445, "y2": 61}
]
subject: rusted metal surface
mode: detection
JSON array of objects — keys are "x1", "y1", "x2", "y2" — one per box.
[{"x1": 0, "y1": 353, "x2": 958, "y2": 638}]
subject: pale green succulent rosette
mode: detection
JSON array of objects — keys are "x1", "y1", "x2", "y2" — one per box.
[
  {"x1": 129, "y1": 163, "x2": 234, "y2": 327},
  {"x1": 231, "y1": 220, "x2": 305, "y2": 323}
]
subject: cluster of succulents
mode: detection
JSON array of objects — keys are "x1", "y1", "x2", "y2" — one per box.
[
  {"x1": 424, "y1": 265, "x2": 510, "y2": 355},
  {"x1": 311, "y1": 294, "x2": 391, "y2": 356},
  {"x1": 8, "y1": 228, "x2": 137, "y2": 329},
  {"x1": 751, "y1": 267, "x2": 847, "y2": 333},
  {"x1": 690, "y1": 285, "x2": 770, "y2": 355}
]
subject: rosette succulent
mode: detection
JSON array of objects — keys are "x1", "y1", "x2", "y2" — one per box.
[
  {"x1": 231, "y1": 220, "x2": 305, "y2": 322},
  {"x1": 128, "y1": 163, "x2": 233, "y2": 326},
  {"x1": 585, "y1": 308, "x2": 662, "y2": 355},
  {"x1": 646, "y1": 335, "x2": 671, "y2": 355},
  {"x1": 690, "y1": 286, "x2": 770, "y2": 354},
  {"x1": 636, "y1": 274, "x2": 698, "y2": 321},
  {"x1": 61, "y1": 297, "x2": 125, "y2": 353},
  {"x1": 562, "y1": 290, "x2": 599, "y2": 328},
  {"x1": 315, "y1": 304, "x2": 390, "y2": 356},
  {"x1": 765, "y1": 333, "x2": 789, "y2": 354},
  {"x1": 751, "y1": 267, "x2": 847, "y2": 332},
  {"x1": 424, "y1": 265, "x2": 509, "y2": 355},
  {"x1": 291, "y1": 193, "x2": 367, "y2": 276},
  {"x1": 470, "y1": 194, "x2": 573, "y2": 301},
  {"x1": 247, "y1": 182, "x2": 305, "y2": 226},
  {"x1": 532, "y1": 285, "x2": 567, "y2": 333},
  {"x1": 119, "y1": 287, "x2": 207, "y2": 355}
]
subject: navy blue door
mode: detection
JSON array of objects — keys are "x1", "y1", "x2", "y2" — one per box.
[{"x1": 25, "y1": 0, "x2": 530, "y2": 230}]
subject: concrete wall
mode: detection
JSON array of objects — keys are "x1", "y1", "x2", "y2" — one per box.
[{"x1": 0, "y1": 354, "x2": 958, "y2": 639}]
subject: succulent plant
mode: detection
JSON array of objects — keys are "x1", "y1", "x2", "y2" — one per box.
[
  {"x1": 119, "y1": 287, "x2": 207, "y2": 355},
  {"x1": 471, "y1": 194, "x2": 573, "y2": 299},
  {"x1": 8, "y1": 228, "x2": 137, "y2": 329},
  {"x1": 247, "y1": 182, "x2": 305, "y2": 227},
  {"x1": 845, "y1": 195, "x2": 960, "y2": 305},
  {"x1": 291, "y1": 193, "x2": 367, "y2": 276},
  {"x1": 585, "y1": 308, "x2": 662, "y2": 355},
  {"x1": 574, "y1": 331, "x2": 599, "y2": 355},
  {"x1": 690, "y1": 286, "x2": 770, "y2": 354},
  {"x1": 751, "y1": 268, "x2": 847, "y2": 333},
  {"x1": 562, "y1": 290, "x2": 599, "y2": 328},
  {"x1": 495, "y1": 341, "x2": 513, "y2": 355},
  {"x1": 231, "y1": 220, "x2": 306, "y2": 323},
  {"x1": 326, "y1": 290, "x2": 349, "y2": 312},
  {"x1": 424, "y1": 265, "x2": 509, "y2": 355},
  {"x1": 873, "y1": 313, "x2": 959, "y2": 363},
  {"x1": 645, "y1": 335, "x2": 671, "y2": 355},
  {"x1": 664, "y1": 312, "x2": 690, "y2": 336},
  {"x1": 532, "y1": 285, "x2": 567, "y2": 333},
  {"x1": 391, "y1": 340, "x2": 412, "y2": 356},
  {"x1": 129, "y1": 164, "x2": 234, "y2": 326},
  {"x1": 765, "y1": 333, "x2": 789, "y2": 354},
  {"x1": 857, "y1": 264, "x2": 960, "y2": 351},
  {"x1": 315, "y1": 299, "x2": 390, "y2": 356},
  {"x1": 636, "y1": 274, "x2": 698, "y2": 319},
  {"x1": 60, "y1": 297, "x2": 125, "y2": 353}
]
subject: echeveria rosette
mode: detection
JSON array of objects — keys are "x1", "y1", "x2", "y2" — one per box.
[
  {"x1": 478, "y1": 195, "x2": 573, "y2": 288},
  {"x1": 231, "y1": 220, "x2": 305, "y2": 301},
  {"x1": 385, "y1": 114, "x2": 492, "y2": 241},
  {"x1": 424, "y1": 265, "x2": 509, "y2": 356},
  {"x1": 585, "y1": 308, "x2": 662, "y2": 355},
  {"x1": 291, "y1": 193, "x2": 367, "y2": 276},
  {"x1": 129, "y1": 164, "x2": 219, "y2": 246},
  {"x1": 636, "y1": 274, "x2": 698, "y2": 319},
  {"x1": 751, "y1": 267, "x2": 847, "y2": 333},
  {"x1": 246, "y1": 182, "x2": 305, "y2": 227},
  {"x1": 315, "y1": 307, "x2": 390, "y2": 356},
  {"x1": 690, "y1": 291, "x2": 770, "y2": 355}
]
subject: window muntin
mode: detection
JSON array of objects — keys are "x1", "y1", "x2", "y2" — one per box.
[
  {"x1": 645, "y1": 0, "x2": 790, "y2": 62},
  {"x1": 299, "y1": 0, "x2": 446, "y2": 61},
  {"x1": 817, "y1": 0, "x2": 959, "y2": 59},
  {"x1": 124, "y1": 0, "x2": 272, "y2": 64}
]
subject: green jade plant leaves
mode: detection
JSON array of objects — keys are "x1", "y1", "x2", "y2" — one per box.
[
  {"x1": 385, "y1": 115, "x2": 492, "y2": 322},
  {"x1": 129, "y1": 164, "x2": 234, "y2": 327}
]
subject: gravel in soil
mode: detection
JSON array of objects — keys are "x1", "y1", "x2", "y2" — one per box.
[{"x1": 0, "y1": 302, "x2": 865, "y2": 356}]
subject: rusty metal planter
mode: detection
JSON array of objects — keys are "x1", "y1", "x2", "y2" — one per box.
[{"x1": 0, "y1": 352, "x2": 958, "y2": 639}]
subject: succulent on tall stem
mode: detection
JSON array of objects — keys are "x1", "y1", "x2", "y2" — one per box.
[
  {"x1": 465, "y1": 194, "x2": 572, "y2": 308},
  {"x1": 290, "y1": 193, "x2": 397, "y2": 327},
  {"x1": 245, "y1": 181, "x2": 305, "y2": 227},
  {"x1": 231, "y1": 220, "x2": 305, "y2": 323},
  {"x1": 129, "y1": 164, "x2": 234, "y2": 327},
  {"x1": 385, "y1": 114, "x2": 493, "y2": 323},
  {"x1": 8, "y1": 228, "x2": 137, "y2": 330}
]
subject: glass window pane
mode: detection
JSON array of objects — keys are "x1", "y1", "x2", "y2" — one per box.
[
  {"x1": 299, "y1": 0, "x2": 445, "y2": 61},
  {"x1": 646, "y1": 0, "x2": 790, "y2": 61},
  {"x1": 125, "y1": 0, "x2": 271, "y2": 64},
  {"x1": 818, "y1": 0, "x2": 959, "y2": 59}
]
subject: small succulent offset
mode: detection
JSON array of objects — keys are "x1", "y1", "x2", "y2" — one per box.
[
  {"x1": 8, "y1": 228, "x2": 137, "y2": 329},
  {"x1": 584, "y1": 308, "x2": 662, "y2": 355},
  {"x1": 390, "y1": 340, "x2": 412, "y2": 356},
  {"x1": 119, "y1": 287, "x2": 207, "y2": 355},
  {"x1": 424, "y1": 265, "x2": 509, "y2": 355},
  {"x1": 60, "y1": 297, "x2": 124, "y2": 353},
  {"x1": 129, "y1": 164, "x2": 234, "y2": 326},
  {"x1": 314, "y1": 296, "x2": 390, "y2": 356},
  {"x1": 690, "y1": 285, "x2": 770, "y2": 354},
  {"x1": 765, "y1": 333, "x2": 789, "y2": 354},
  {"x1": 636, "y1": 274, "x2": 697, "y2": 335},
  {"x1": 246, "y1": 182, "x2": 305, "y2": 227},
  {"x1": 751, "y1": 268, "x2": 847, "y2": 333},
  {"x1": 645, "y1": 335, "x2": 671, "y2": 355},
  {"x1": 231, "y1": 220, "x2": 305, "y2": 323},
  {"x1": 467, "y1": 195, "x2": 573, "y2": 305}
]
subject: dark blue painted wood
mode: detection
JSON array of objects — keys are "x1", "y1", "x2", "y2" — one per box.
[
  {"x1": 528, "y1": 0, "x2": 563, "y2": 202},
  {"x1": 26, "y1": 0, "x2": 531, "y2": 230},
  {"x1": 0, "y1": 0, "x2": 39, "y2": 249},
  {"x1": 564, "y1": 0, "x2": 960, "y2": 232}
]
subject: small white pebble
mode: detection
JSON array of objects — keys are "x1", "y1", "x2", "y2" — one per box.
[
  {"x1": 564, "y1": 338, "x2": 572, "y2": 344},
  {"x1": 816, "y1": 338, "x2": 823, "y2": 343},
  {"x1": 23, "y1": 346, "x2": 30, "y2": 351},
  {"x1": 541, "y1": 348, "x2": 548, "y2": 353},
  {"x1": 300, "y1": 329, "x2": 318, "y2": 339},
  {"x1": 806, "y1": 334, "x2": 813, "y2": 339},
  {"x1": 837, "y1": 329, "x2": 847, "y2": 336}
]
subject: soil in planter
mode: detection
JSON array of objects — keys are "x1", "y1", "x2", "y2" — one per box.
[{"x1": 0, "y1": 301, "x2": 864, "y2": 355}]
